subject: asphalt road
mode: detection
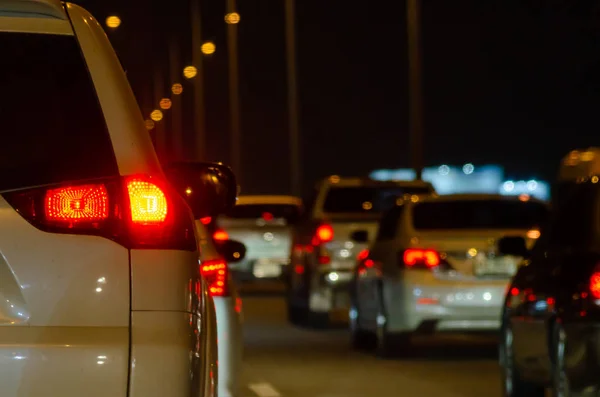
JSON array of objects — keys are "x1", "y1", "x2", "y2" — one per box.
[{"x1": 238, "y1": 293, "x2": 504, "y2": 397}]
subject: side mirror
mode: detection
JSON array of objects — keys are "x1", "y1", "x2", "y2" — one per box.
[
  {"x1": 215, "y1": 239, "x2": 246, "y2": 263},
  {"x1": 498, "y1": 236, "x2": 529, "y2": 257},
  {"x1": 350, "y1": 230, "x2": 369, "y2": 243},
  {"x1": 164, "y1": 161, "x2": 237, "y2": 218}
]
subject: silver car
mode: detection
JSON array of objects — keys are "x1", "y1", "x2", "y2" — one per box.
[{"x1": 216, "y1": 195, "x2": 302, "y2": 282}]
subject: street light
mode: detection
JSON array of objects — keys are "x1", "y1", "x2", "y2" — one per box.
[
  {"x1": 172, "y1": 83, "x2": 183, "y2": 95},
  {"x1": 225, "y1": 12, "x2": 240, "y2": 24},
  {"x1": 201, "y1": 41, "x2": 216, "y2": 55},
  {"x1": 159, "y1": 98, "x2": 172, "y2": 110},
  {"x1": 150, "y1": 109, "x2": 163, "y2": 122},
  {"x1": 105, "y1": 15, "x2": 121, "y2": 29},
  {"x1": 145, "y1": 119, "x2": 155, "y2": 130},
  {"x1": 183, "y1": 66, "x2": 198, "y2": 79}
]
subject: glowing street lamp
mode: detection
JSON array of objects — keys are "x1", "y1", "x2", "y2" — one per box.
[
  {"x1": 159, "y1": 98, "x2": 172, "y2": 110},
  {"x1": 183, "y1": 66, "x2": 198, "y2": 79},
  {"x1": 106, "y1": 16, "x2": 121, "y2": 29},
  {"x1": 144, "y1": 119, "x2": 155, "y2": 130},
  {"x1": 225, "y1": 12, "x2": 240, "y2": 24},
  {"x1": 172, "y1": 83, "x2": 183, "y2": 95},
  {"x1": 150, "y1": 109, "x2": 163, "y2": 122},
  {"x1": 201, "y1": 41, "x2": 216, "y2": 55}
]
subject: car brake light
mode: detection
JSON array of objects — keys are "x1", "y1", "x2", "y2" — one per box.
[
  {"x1": 200, "y1": 216, "x2": 212, "y2": 225},
  {"x1": 45, "y1": 184, "x2": 109, "y2": 224},
  {"x1": 402, "y1": 248, "x2": 440, "y2": 268},
  {"x1": 201, "y1": 259, "x2": 229, "y2": 297},
  {"x1": 213, "y1": 229, "x2": 229, "y2": 241},
  {"x1": 2, "y1": 175, "x2": 196, "y2": 251},
  {"x1": 127, "y1": 179, "x2": 168, "y2": 224},
  {"x1": 262, "y1": 212, "x2": 274, "y2": 221},
  {"x1": 316, "y1": 224, "x2": 334, "y2": 243},
  {"x1": 590, "y1": 271, "x2": 600, "y2": 299},
  {"x1": 357, "y1": 249, "x2": 369, "y2": 261}
]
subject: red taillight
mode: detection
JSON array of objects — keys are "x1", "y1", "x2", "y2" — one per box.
[
  {"x1": 3, "y1": 176, "x2": 196, "y2": 251},
  {"x1": 357, "y1": 249, "x2": 369, "y2": 261},
  {"x1": 590, "y1": 272, "x2": 600, "y2": 299},
  {"x1": 402, "y1": 249, "x2": 440, "y2": 268},
  {"x1": 316, "y1": 224, "x2": 334, "y2": 243},
  {"x1": 200, "y1": 216, "x2": 212, "y2": 225},
  {"x1": 45, "y1": 184, "x2": 109, "y2": 224},
  {"x1": 262, "y1": 212, "x2": 274, "y2": 222},
  {"x1": 201, "y1": 259, "x2": 229, "y2": 297},
  {"x1": 213, "y1": 229, "x2": 229, "y2": 241}
]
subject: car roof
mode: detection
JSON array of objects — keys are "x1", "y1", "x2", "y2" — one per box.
[
  {"x1": 0, "y1": 0, "x2": 66, "y2": 20},
  {"x1": 236, "y1": 195, "x2": 302, "y2": 206}
]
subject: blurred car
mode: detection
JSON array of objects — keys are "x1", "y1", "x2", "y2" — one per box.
[
  {"x1": 165, "y1": 162, "x2": 246, "y2": 397},
  {"x1": 287, "y1": 176, "x2": 436, "y2": 328},
  {"x1": 0, "y1": 2, "x2": 235, "y2": 396},
  {"x1": 349, "y1": 194, "x2": 548, "y2": 357},
  {"x1": 499, "y1": 147, "x2": 600, "y2": 396},
  {"x1": 215, "y1": 195, "x2": 302, "y2": 283}
]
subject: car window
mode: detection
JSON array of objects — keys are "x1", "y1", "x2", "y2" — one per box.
[
  {"x1": 0, "y1": 32, "x2": 118, "y2": 192},
  {"x1": 226, "y1": 203, "x2": 301, "y2": 224},
  {"x1": 412, "y1": 199, "x2": 548, "y2": 230},
  {"x1": 376, "y1": 205, "x2": 405, "y2": 241},
  {"x1": 323, "y1": 186, "x2": 432, "y2": 214}
]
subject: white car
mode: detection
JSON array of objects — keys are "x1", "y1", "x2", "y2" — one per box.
[
  {"x1": 165, "y1": 163, "x2": 245, "y2": 397},
  {"x1": 0, "y1": 2, "x2": 231, "y2": 396},
  {"x1": 349, "y1": 194, "x2": 549, "y2": 357}
]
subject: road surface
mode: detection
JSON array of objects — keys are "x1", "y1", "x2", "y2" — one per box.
[{"x1": 238, "y1": 294, "x2": 503, "y2": 397}]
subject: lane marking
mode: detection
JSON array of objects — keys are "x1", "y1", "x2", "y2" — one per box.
[{"x1": 248, "y1": 382, "x2": 281, "y2": 397}]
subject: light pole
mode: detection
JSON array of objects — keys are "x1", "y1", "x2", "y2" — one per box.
[
  {"x1": 407, "y1": 0, "x2": 424, "y2": 180},
  {"x1": 285, "y1": 0, "x2": 301, "y2": 196},
  {"x1": 226, "y1": 0, "x2": 242, "y2": 183},
  {"x1": 190, "y1": 0, "x2": 206, "y2": 161}
]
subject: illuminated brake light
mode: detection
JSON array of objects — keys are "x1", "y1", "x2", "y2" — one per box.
[
  {"x1": 590, "y1": 272, "x2": 600, "y2": 299},
  {"x1": 213, "y1": 229, "x2": 229, "y2": 241},
  {"x1": 316, "y1": 224, "x2": 334, "y2": 243},
  {"x1": 262, "y1": 212, "x2": 274, "y2": 221},
  {"x1": 201, "y1": 259, "x2": 229, "y2": 297},
  {"x1": 127, "y1": 179, "x2": 168, "y2": 224},
  {"x1": 403, "y1": 249, "x2": 440, "y2": 268},
  {"x1": 45, "y1": 184, "x2": 109, "y2": 222},
  {"x1": 357, "y1": 249, "x2": 369, "y2": 261},
  {"x1": 200, "y1": 216, "x2": 212, "y2": 225}
]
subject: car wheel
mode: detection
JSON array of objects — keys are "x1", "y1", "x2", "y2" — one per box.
[
  {"x1": 374, "y1": 282, "x2": 412, "y2": 358},
  {"x1": 501, "y1": 326, "x2": 545, "y2": 397}
]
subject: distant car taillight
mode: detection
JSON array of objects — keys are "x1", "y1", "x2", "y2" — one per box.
[
  {"x1": 590, "y1": 271, "x2": 600, "y2": 300},
  {"x1": 316, "y1": 224, "x2": 334, "y2": 243},
  {"x1": 401, "y1": 248, "x2": 441, "y2": 269},
  {"x1": 213, "y1": 229, "x2": 229, "y2": 241},
  {"x1": 2, "y1": 175, "x2": 197, "y2": 251},
  {"x1": 201, "y1": 259, "x2": 229, "y2": 297}
]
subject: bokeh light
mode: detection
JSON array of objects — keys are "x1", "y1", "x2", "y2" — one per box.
[
  {"x1": 172, "y1": 83, "x2": 183, "y2": 95},
  {"x1": 201, "y1": 41, "x2": 216, "y2": 55},
  {"x1": 150, "y1": 110, "x2": 163, "y2": 122},
  {"x1": 159, "y1": 98, "x2": 172, "y2": 110},
  {"x1": 106, "y1": 16, "x2": 121, "y2": 29},
  {"x1": 183, "y1": 66, "x2": 198, "y2": 79},
  {"x1": 225, "y1": 12, "x2": 240, "y2": 24}
]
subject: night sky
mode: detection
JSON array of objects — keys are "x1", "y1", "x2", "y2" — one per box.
[{"x1": 75, "y1": 0, "x2": 600, "y2": 195}]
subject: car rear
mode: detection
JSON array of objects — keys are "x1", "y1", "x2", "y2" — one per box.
[
  {"x1": 217, "y1": 196, "x2": 302, "y2": 282},
  {"x1": 383, "y1": 195, "x2": 548, "y2": 334},
  {"x1": 0, "y1": 3, "x2": 204, "y2": 397}
]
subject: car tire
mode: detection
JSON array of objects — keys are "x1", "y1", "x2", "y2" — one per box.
[
  {"x1": 374, "y1": 281, "x2": 412, "y2": 358},
  {"x1": 551, "y1": 325, "x2": 583, "y2": 397},
  {"x1": 501, "y1": 326, "x2": 545, "y2": 397},
  {"x1": 349, "y1": 305, "x2": 374, "y2": 350}
]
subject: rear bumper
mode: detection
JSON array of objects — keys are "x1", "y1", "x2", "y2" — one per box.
[
  {"x1": 213, "y1": 297, "x2": 243, "y2": 397},
  {"x1": 385, "y1": 279, "x2": 507, "y2": 333}
]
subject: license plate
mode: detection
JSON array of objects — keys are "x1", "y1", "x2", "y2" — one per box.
[
  {"x1": 473, "y1": 257, "x2": 517, "y2": 277},
  {"x1": 253, "y1": 262, "x2": 281, "y2": 278}
]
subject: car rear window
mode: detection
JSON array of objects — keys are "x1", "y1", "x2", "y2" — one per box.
[
  {"x1": 0, "y1": 32, "x2": 118, "y2": 192},
  {"x1": 323, "y1": 186, "x2": 433, "y2": 213},
  {"x1": 412, "y1": 200, "x2": 549, "y2": 230},
  {"x1": 227, "y1": 204, "x2": 301, "y2": 223}
]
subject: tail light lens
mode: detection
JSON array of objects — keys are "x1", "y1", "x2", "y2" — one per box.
[
  {"x1": 316, "y1": 224, "x2": 334, "y2": 243},
  {"x1": 213, "y1": 229, "x2": 229, "y2": 241},
  {"x1": 201, "y1": 259, "x2": 229, "y2": 297},
  {"x1": 401, "y1": 248, "x2": 440, "y2": 269},
  {"x1": 2, "y1": 175, "x2": 197, "y2": 251}
]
